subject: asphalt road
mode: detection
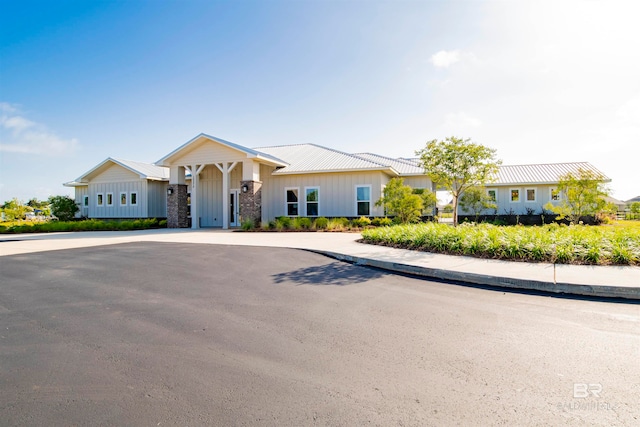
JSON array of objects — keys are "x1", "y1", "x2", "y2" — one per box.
[{"x1": 0, "y1": 242, "x2": 638, "y2": 426}]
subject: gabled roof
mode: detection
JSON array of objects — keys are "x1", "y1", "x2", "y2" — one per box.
[
  {"x1": 493, "y1": 162, "x2": 609, "y2": 185},
  {"x1": 156, "y1": 133, "x2": 288, "y2": 167},
  {"x1": 255, "y1": 144, "x2": 398, "y2": 175},
  {"x1": 64, "y1": 157, "x2": 169, "y2": 186},
  {"x1": 626, "y1": 196, "x2": 640, "y2": 203},
  {"x1": 353, "y1": 153, "x2": 424, "y2": 175}
]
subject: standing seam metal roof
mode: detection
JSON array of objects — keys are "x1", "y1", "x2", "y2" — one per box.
[
  {"x1": 352, "y1": 153, "x2": 424, "y2": 175},
  {"x1": 254, "y1": 144, "x2": 394, "y2": 174},
  {"x1": 494, "y1": 162, "x2": 609, "y2": 185}
]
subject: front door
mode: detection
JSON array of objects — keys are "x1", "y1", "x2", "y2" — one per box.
[{"x1": 229, "y1": 189, "x2": 240, "y2": 227}]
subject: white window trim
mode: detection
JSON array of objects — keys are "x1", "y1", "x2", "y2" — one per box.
[
  {"x1": 106, "y1": 192, "x2": 114, "y2": 207},
  {"x1": 355, "y1": 184, "x2": 372, "y2": 216},
  {"x1": 119, "y1": 192, "x2": 127, "y2": 206},
  {"x1": 549, "y1": 187, "x2": 561, "y2": 202},
  {"x1": 510, "y1": 188, "x2": 520, "y2": 203},
  {"x1": 487, "y1": 188, "x2": 497, "y2": 202},
  {"x1": 130, "y1": 191, "x2": 138, "y2": 206},
  {"x1": 304, "y1": 186, "x2": 320, "y2": 217},
  {"x1": 285, "y1": 187, "x2": 300, "y2": 217},
  {"x1": 83, "y1": 195, "x2": 89, "y2": 207},
  {"x1": 97, "y1": 193, "x2": 104, "y2": 207},
  {"x1": 525, "y1": 187, "x2": 537, "y2": 202}
]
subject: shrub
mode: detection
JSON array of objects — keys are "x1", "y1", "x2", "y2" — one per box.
[
  {"x1": 327, "y1": 217, "x2": 349, "y2": 231},
  {"x1": 293, "y1": 217, "x2": 312, "y2": 230},
  {"x1": 275, "y1": 216, "x2": 292, "y2": 230},
  {"x1": 241, "y1": 218, "x2": 255, "y2": 230},
  {"x1": 353, "y1": 216, "x2": 372, "y2": 227},
  {"x1": 314, "y1": 217, "x2": 329, "y2": 230}
]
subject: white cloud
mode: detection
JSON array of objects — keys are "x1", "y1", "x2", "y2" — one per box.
[
  {"x1": 430, "y1": 50, "x2": 461, "y2": 68},
  {"x1": 0, "y1": 103, "x2": 78, "y2": 155}
]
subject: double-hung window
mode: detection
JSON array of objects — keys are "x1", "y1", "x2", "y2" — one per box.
[
  {"x1": 305, "y1": 187, "x2": 319, "y2": 216},
  {"x1": 286, "y1": 188, "x2": 299, "y2": 216},
  {"x1": 356, "y1": 185, "x2": 371, "y2": 216}
]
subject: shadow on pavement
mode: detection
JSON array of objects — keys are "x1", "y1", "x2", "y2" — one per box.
[{"x1": 272, "y1": 261, "x2": 388, "y2": 286}]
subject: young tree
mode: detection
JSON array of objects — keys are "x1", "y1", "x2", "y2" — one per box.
[
  {"x1": 412, "y1": 188, "x2": 438, "y2": 216},
  {"x1": 544, "y1": 168, "x2": 610, "y2": 224},
  {"x1": 630, "y1": 202, "x2": 640, "y2": 214},
  {"x1": 27, "y1": 198, "x2": 51, "y2": 216},
  {"x1": 416, "y1": 137, "x2": 501, "y2": 226},
  {"x1": 1, "y1": 198, "x2": 32, "y2": 221},
  {"x1": 459, "y1": 186, "x2": 497, "y2": 222},
  {"x1": 48, "y1": 195, "x2": 79, "y2": 221},
  {"x1": 375, "y1": 178, "x2": 424, "y2": 223}
]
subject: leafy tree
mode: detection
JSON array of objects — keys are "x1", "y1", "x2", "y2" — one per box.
[
  {"x1": 412, "y1": 188, "x2": 438, "y2": 216},
  {"x1": 630, "y1": 202, "x2": 640, "y2": 214},
  {"x1": 544, "y1": 168, "x2": 610, "y2": 224},
  {"x1": 416, "y1": 136, "x2": 501, "y2": 226},
  {"x1": 375, "y1": 178, "x2": 424, "y2": 223},
  {"x1": 27, "y1": 198, "x2": 51, "y2": 216},
  {"x1": 1, "y1": 198, "x2": 32, "y2": 221},
  {"x1": 48, "y1": 195, "x2": 79, "y2": 221},
  {"x1": 459, "y1": 186, "x2": 497, "y2": 222}
]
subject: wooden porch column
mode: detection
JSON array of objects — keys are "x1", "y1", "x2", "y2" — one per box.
[{"x1": 214, "y1": 161, "x2": 238, "y2": 229}]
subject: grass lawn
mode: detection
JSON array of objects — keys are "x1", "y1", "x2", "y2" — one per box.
[{"x1": 361, "y1": 221, "x2": 640, "y2": 266}]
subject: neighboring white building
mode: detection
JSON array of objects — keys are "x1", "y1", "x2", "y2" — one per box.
[{"x1": 65, "y1": 133, "x2": 610, "y2": 227}]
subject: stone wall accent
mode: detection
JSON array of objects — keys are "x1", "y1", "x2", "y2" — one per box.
[
  {"x1": 167, "y1": 184, "x2": 188, "y2": 228},
  {"x1": 239, "y1": 180, "x2": 262, "y2": 225}
]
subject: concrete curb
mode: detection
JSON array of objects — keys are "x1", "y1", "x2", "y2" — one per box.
[{"x1": 308, "y1": 250, "x2": 640, "y2": 301}]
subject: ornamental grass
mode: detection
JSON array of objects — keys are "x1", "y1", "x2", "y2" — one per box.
[{"x1": 361, "y1": 222, "x2": 640, "y2": 266}]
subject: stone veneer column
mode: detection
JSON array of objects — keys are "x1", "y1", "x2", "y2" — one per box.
[
  {"x1": 167, "y1": 184, "x2": 188, "y2": 228},
  {"x1": 239, "y1": 180, "x2": 262, "y2": 225}
]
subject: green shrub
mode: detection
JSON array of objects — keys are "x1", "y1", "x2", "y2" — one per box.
[
  {"x1": 353, "y1": 216, "x2": 372, "y2": 227},
  {"x1": 327, "y1": 217, "x2": 349, "y2": 231},
  {"x1": 314, "y1": 217, "x2": 329, "y2": 230},
  {"x1": 275, "y1": 216, "x2": 292, "y2": 230},
  {"x1": 241, "y1": 219, "x2": 255, "y2": 230},
  {"x1": 293, "y1": 217, "x2": 312, "y2": 230},
  {"x1": 372, "y1": 217, "x2": 393, "y2": 227}
]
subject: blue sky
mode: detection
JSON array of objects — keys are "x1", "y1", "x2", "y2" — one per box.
[{"x1": 2, "y1": 0, "x2": 639, "y2": 203}]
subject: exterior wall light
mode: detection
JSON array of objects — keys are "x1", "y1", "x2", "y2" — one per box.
[
  {"x1": 241, "y1": 184, "x2": 249, "y2": 193},
  {"x1": 167, "y1": 188, "x2": 173, "y2": 196}
]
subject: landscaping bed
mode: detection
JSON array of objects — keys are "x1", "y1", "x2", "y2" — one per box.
[
  {"x1": 361, "y1": 222, "x2": 640, "y2": 266},
  {"x1": 0, "y1": 218, "x2": 166, "y2": 234}
]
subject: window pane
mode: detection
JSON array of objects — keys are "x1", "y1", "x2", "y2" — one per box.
[
  {"x1": 511, "y1": 190, "x2": 519, "y2": 202},
  {"x1": 287, "y1": 203, "x2": 298, "y2": 216},
  {"x1": 121, "y1": 193, "x2": 127, "y2": 204},
  {"x1": 107, "y1": 194, "x2": 113, "y2": 205},
  {"x1": 357, "y1": 186, "x2": 370, "y2": 201},
  {"x1": 357, "y1": 201, "x2": 370, "y2": 216},
  {"x1": 527, "y1": 189, "x2": 535, "y2": 201},
  {"x1": 307, "y1": 203, "x2": 318, "y2": 216},
  {"x1": 97, "y1": 194, "x2": 103, "y2": 205},
  {"x1": 488, "y1": 190, "x2": 496, "y2": 201},
  {"x1": 83, "y1": 196, "x2": 88, "y2": 206},
  {"x1": 287, "y1": 189, "x2": 298, "y2": 203},
  {"x1": 306, "y1": 188, "x2": 318, "y2": 202},
  {"x1": 131, "y1": 193, "x2": 137, "y2": 205}
]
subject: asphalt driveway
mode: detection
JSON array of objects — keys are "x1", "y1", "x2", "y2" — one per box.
[{"x1": 0, "y1": 242, "x2": 638, "y2": 426}]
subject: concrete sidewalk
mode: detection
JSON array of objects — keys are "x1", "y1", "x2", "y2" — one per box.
[{"x1": 1, "y1": 228, "x2": 639, "y2": 299}]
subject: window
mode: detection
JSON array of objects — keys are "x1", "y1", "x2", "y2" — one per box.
[
  {"x1": 286, "y1": 188, "x2": 299, "y2": 216},
  {"x1": 526, "y1": 188, "x2": 536, "y2": 202},
  {"x1": 120, "y1": 192, "x2": 127, "y2": 206},
  {"x1": 130, "y1": 192, "x2": 138, "y2": 206},
  {"x1": 550, "y1": 188, "x2": 561, "y2": 201},
  {"x1": 510, "y1": 189, "x2": 520, "y2": 202},
  {"x1": 487, "y1": 189, "x2": 497, "y2": 202},
  {"x1": 106, "y1": 193, "x2": 113, "y2": 206},
  {"x1": 305, "y1": 187, "x2": 319, "y2": 216},
  {"x1": 356, "y1": 185, "x2": 371, "y2": 216},
  {"x1": 97, "y1": 193, "x2": 104, "y2": 207},
  {"x1": 83, "y1": 195, "x2": 89, "y2": 207}
]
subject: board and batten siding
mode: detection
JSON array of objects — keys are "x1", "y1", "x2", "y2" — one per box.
[
  {"x1": 195, "y1": 164, "x2": 243, "y2": 227},
  {"x1": 401, "y1": 176, "x2": 433, "y2": 190},
  {"x1": 260, "y1": 165, "x2": 388, "y2": 221},
  {"x1": 89, "y1": 181, "x2": 148, "y2": 218},
  {"x1": 147, "y1": 181, "x2": 168, "y2": 217},
  {"x1": 168, "y1": 140, "x2": 249, "y2": 166},
  {"x1": 468, "y1": 184, "x2": 561, "y2": 215}
]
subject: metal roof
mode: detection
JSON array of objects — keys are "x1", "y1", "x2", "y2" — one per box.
[
  {"x1": 255, "y1": 144, "x2": 396, "y2": 175},
  {"x1": 65, "y1": 157, "x2": 169, "y2": 186},
  {"x1": 352, "y1": 153, "x2": 424, "y2": 175},
  {"x1": 494, "y1": 162, "x2": 610, "y2": 185}
]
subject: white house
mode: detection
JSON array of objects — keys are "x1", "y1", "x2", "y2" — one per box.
[{"x1": 65, "y1": 133, "x2": 610, "y2": 227}]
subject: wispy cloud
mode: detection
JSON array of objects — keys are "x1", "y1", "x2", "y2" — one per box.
[
  {"x1": 430, "y1": 50, "x2": 461, "y2": 68},
  {"x1": 0, "y1": 103, "x2": 78, "y2": 155}
]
